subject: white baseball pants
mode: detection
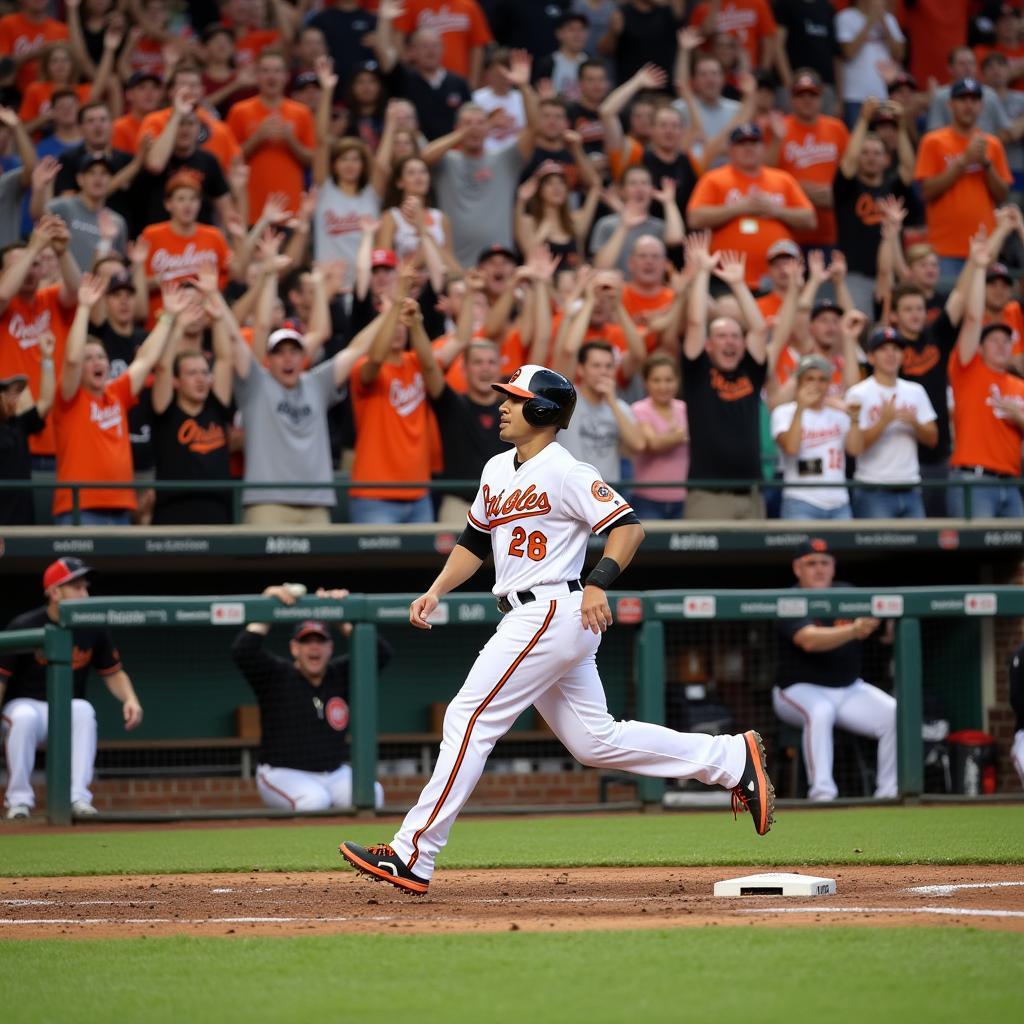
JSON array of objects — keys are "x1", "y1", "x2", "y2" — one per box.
[
  {"x1": 1011, "y1": 730, "x2": 1024, "y2": 789},
  {"x1": 773, "y1": 680, "x2": 897, "y2": 801},
  {"x1": 1, "y1": 697, "x2": 97, "y2": 810},
  {"x1": 256, "y1": 763, "x2": 384, "y2": 812},
  {"x1": 391, "y1": 589, "x2": 749, "y2": 880}
]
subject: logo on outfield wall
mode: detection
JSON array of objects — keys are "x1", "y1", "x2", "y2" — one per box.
[
  {"x1": 425, "y1": 603, "x2": 450, "y2": 625},
  {"x1": 683, "y1": 596, "x2": 716, "y2": 618},
  {"x1": 616, "y1": 597, "x2": 643, "y2": 624},
  {"x1": 871, "y1": 595, "x2": 904, "y2": 617},
  {"x1": 776, "y1": 597, "x2": 807, "y2": 617},
  {"x1": 435, "y1": 532, "x2": 456, "y2": 555},
  {"x1": 965, "y1": 593, "x2": 997, "y2": 615},
  {"x1": 457, "y1": 603, "x2": 486, "y2": 621},
  {"x1": 211, "y1": 602, "x2": 245, "y2": 625},
  {"x1": 938, "y1": 530, "x2": 959, "y2": 550}
]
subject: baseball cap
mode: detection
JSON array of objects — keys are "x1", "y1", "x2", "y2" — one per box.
[
  {"x1": 870, "y1": 106, "x2": 899, "y2": 127},
  {"x1": 810, "y1": 300, "x2": 843, "y2": 320},
  {"x1": 107, "y1": 269, "x2": 136, "y2": 294},
  {"x1": 555, "y1": 10, "x2": 588, "y2": 28},
  {"x1": 888, "y1": 70, "x2": 918, "y2": 92},
  {"x1": 164, "y1": 169, "x2": 203, "y2": 196},
  {"x1": 127, "y1": 70, "x2": 162, "y2": 89},
  {"x1": 370, "y1": 248, "x2": 397, "y2": 269},
  {"x1": 78, "y1": 152, "x2": 114, "y2": 174},
  {"x1": 0, "y1": 371, "x2": 29, "y2": 389},
  {"x1": 478, "y1": 243, "x2": 518, "y2": 264},
  {"x1": 950, "y1": 77, "x2": 983, "y2": 99},
  {"x1": 42, "y1": 557, "x2": 93, "y2": 591},
  {"x1": 292, "y1": 620, "x2": 331, "y2": 641},
  {"x1": 267, "y1": 327, "x2": 305, "y2": 352},
  {"x1": 981, "y1": 321, "x2": 1014, "y2": 342},
  {"x1": 986, "y1": 261, "x2": 1014, "y2": 284},
  {"x1": 729, "y1": 122, "x2": 763, "y2": 145},
  {"x1": 794, "y1": 537, "x2": 833, "y2": 559},
  {"x1": 292, "y1": 71, "x2": 320, "y2": 90},
  {"x1": 791, "y1": 71, "x2": 822, "y2": 95},
  {"x1": 865, "y1": 326, "x2": 904, "y2": 352},
  {"x1": 767, "y1": 239, "x2": 801, "y2": 262},
  {"x1": 795, "y1": 353, "x2": 833, "y2": 378}
]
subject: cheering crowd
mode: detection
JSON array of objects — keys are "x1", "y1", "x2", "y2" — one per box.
[{"x1": 2, "y1": 0, "x2": 1024, "y2": 527}]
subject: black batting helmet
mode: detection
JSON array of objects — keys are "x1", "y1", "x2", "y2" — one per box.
[{"x1": 492, "y1": 364, "x2": 577, "y2": 429}]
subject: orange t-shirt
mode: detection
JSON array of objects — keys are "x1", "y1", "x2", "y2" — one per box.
[
  {"x1": 394, "y1": 0, "x2": 493, "y2": 79},
  {"x1": 112, "y1": 113, "x2": 145, "y2": 153},
  {"x1": 128, "y1": 36, "x2": 168, "y2": 80},
  {"x1": 914, "y1": 127, "x2": 1013, "y2": 258},
  {"x1": 351, "y1": 352, "x2": 434, "y2": 500},
  {"x1": 138, "y1": 107, "x2": 242, "y2": 172},
  {"x1": 19, "y1": 82, "x2": 92, "y2": 128},
  {"x1": 53, "y1": 372, "x2": 138, "y2": 515},
  {"x1": 140, "y1": 221, "x2": 231, "y2": 324},
  {"x1": 0, "y1": 285, "x2": 72, "y2": 457},
  {"x1": 434, "y1": 328, "x2": 524, "y2": 393},
  {"x1": 226, "y1": 97, "x2": 316, "y2": 223},
  {"x1": 0, "y1": 14, "x2": 68, "y2": 93},
  {"x1": 622, "y1": 284, "x2": 674, "y2": 352},
  {"x1": 948, "y1": 349, "x2": 1024, "y2": 476},
  {"x1": 756, "y1": 291, "x2": 783, "y2": 326},
  {"x1": 775, "y1": 114, "x2": 849, "y2": 247},
  {"x1": 608, "y1": 137, "x2": 643, "y2": 184},
  {"x1": 234, "y1": 29, "x2": 281, "y2": 66},
  {"x1": 686, "y1": 164, "x2": 815, "y2": 287},
  {"x1": 689, "y1": 0, "x2": 777, "y2": 67},
  {"x1": 986, "y1": 300, "x2": 1024, "y2": 356}
]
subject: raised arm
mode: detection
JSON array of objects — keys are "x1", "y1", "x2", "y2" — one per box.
[
  {"x1": 127, "y1": 284, "x2": 189, "y2": 396},
  {"x1": 956, "y1": 234, "x2": 990, "y2": 367},
  {"x1": 61, "y1": 274, "x2": 107, "y2": 401},
  {"x1": 145, "y1": 94, "x2": 191, "y2": 175},
  {"x1": 713, "y1": 249, "x2": 767, "y2": 363},
  {"x1": 404, "y1": 297, "x2": 446, "y2": 398},
  {"x1": 0, "y1": 107, "x2": 36, "y2": 188},
  {"x1": 839, "y1": 98, "x2": 877, "y2": 178},
  {"x1": 353, "y1": 266, "x2": 415, "y2": 387},
  {"x1": 312, "y1": 56, "x2": 338, "y2": 187},
  {"x1": 682, "y1": 232, "x2": 716, "y2": 360}
]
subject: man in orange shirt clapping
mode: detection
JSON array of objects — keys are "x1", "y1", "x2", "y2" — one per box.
[{"x1": 915, "y1": 77, "x2": 1012, "y2": 279}]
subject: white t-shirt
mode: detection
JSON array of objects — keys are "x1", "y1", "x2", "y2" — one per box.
[
  {"x1": 845, "y1": 375, "x2": 936, "y2": 484},
  {"x1": 467, "y1": 442, "x2": 634, "y2": 596},
  {"x1": 835, "y1": 9, "x2": 905, "y2": 102},
  {"x1": 771, "y1": 401, "x2": 851, "y2": 509},
  {"x1": 472, "y1": 86, "x2": 526, "y2": 154}
]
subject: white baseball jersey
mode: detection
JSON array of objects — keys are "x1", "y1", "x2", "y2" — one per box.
[
  {"x1": 466, "y1": 442, "x2": 634, "y2": 596},
  {"x1": 770, "y1": 402, "x2": 851, "y2": 510}
]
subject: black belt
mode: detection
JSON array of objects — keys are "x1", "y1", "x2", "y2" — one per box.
[
  {"x1": 956, "y1": 465, "x2": 1016, "y2": 480},
  {"x1": 497, "y1": 579, "x2": 582, "y2": 614}
]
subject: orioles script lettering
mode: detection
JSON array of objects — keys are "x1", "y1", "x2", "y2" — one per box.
[{"x1": 483, "y1": 483, "x2": 552, "y2": 519}]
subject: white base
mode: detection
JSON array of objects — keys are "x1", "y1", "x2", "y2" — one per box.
[{"x1": 714, "y1": 872, "x2": 836, "y2": 897}]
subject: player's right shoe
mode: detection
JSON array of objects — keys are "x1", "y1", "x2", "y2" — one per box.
[
  {"x1": 731, "y1": 730, "x2": 775, "y2": 836},
  {"x1": 339, "y1": 841, "x2": 430, "y2": 895},
  {"x1": 5, "y1": 805, "x2": 29, "y2": 820}
]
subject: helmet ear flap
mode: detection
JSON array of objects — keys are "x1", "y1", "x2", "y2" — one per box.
[{"x1": 522, "y1": 396, "x2": 560, "y2": 427}]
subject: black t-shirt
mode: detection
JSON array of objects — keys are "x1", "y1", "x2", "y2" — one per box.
[
  {"x1": 643, "y1": 148, "x2": 698, "y2": 223},
  {"x1": 775, "y1": 583, "x2": 863, "y2": 688},
  {"x1": 521, "y1": 144, "x2": 577, "y2": 189},
  {"x1": 773, "y1": 0, "x2": 839, "y2": 84},
  {"x1": 128, "y1": 149, "x2": 229, "y2": 235},
  {"x1": 833, "y1": 170, "x2": 913, "y2": 277},
  {"x1": 486, "y1": 0, "x2": 569, "y2": 56},
  {"x1": 682, "y1": 350, "x2": 766, "y2": 482},
  {"x1": 615, "y1": 4, "x2": 679, "y2": 85},
  {"x1": 93, "y1": 322, "x2": 155, "y2": 472},
  {"x1": 431, "y1": 386, "x2": 507, "y2": 497},
  {"x1": 897, "y1": 309, "x2": 957, "y2": 463},
  {"x1": 566, "y1": 101, "x2": 605, "y2": 156},
  {"x1": 0, "y1": 407, "x2": 45, "y2": 525},
  {"x1": 230, "y1": 629, "x2": 391, "y2": 772},
  {"x1": 385, "y1": 64, "x2": 472, "y2": 141},
  {"x1": 309, "y1": 7, "x2": 377, "y2": 91},
  {"x1": 0, "y1": 606, "x2": 121, "y2": 703},
  {"x1": 152, "y1": 395, "x2": 233, "y2": 524}
]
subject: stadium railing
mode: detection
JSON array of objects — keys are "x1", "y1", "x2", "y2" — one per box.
[{"x1": 28, "y1": 585, "x2": 1023, "y2": 824}]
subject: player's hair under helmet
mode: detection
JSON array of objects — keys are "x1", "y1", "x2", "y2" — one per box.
[{"x1": 492, "y1": 364, "x2": 577, "y2": 429}]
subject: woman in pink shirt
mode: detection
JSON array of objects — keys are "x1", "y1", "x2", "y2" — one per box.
[{"x1": 629, "y1": 354, "x2": 689, "y2": 519}]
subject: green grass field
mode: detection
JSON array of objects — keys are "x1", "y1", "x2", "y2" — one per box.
[{"x1": 2, "y1": 806, "x2": 1022, "y2": 1024}]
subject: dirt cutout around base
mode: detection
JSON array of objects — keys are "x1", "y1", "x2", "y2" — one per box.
[{"x1": 1, "y1": 865, "x2": 1023, "y2": 939}]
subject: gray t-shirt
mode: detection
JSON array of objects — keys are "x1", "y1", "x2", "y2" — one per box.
[
  {"x1": 435, "y1": 141, "x2": 524, "y2": 267},
  {"x1": 559, "y1": 393, "x2": 635, "y2": 482},
  {"x1": 313, "y1": 181, "x2": 379, "y2": 289},
  {"x1": 674, "y1": 95, "x2": 741, "y2": 169},
  {"x1": 47, "y1": 196, "x2": 128, "y2": 273},
  {"x1": 234, "y1": 359, "x2": 342, "y2": 507},
  {"x1": 589, "y1": 213, "x2": 666, "y2": 273},
  {"x1": 927, "y1": 85, "x2": 1010, "y2": 137},
  {"x1": 0, "y1": 168, "x2": 26, "y2": 249}
]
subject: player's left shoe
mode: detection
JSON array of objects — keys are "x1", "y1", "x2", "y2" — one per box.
[
  {"x1": 339, "y1": 841, "x2": 430, "y2": 895},
  {"x1": 731, "y1": 730, "x2": 775, "y2": 836}
]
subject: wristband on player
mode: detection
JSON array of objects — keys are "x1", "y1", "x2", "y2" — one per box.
[{"x1": 585, "y1": 557, "x2": 622, "y2": 590}]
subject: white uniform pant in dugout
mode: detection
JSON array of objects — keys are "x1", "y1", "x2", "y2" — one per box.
[
  {"x1": 390, "y1": 589, "x2": 750, "y2": 880},
  {"x1": 1, "y1": 697, "x2": 97, "y2": 809},
  {"x1": 773, "y1": 679, "x2": 898, "y2": 801},
  {"x1": 256, "y1": 763, "x2": 385, "y2": 811}
]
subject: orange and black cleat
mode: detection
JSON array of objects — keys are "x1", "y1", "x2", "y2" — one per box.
[
  {"x1": 339, "y1": 841, "x2": 430, "y2": 895},
  {"x1": 731, "y1": 730, "x2": 775, "y2": 836}
]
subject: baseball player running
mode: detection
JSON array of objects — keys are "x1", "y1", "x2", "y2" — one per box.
[{"x1": 340, "y1": 365, "x2": 774, "y2": 894}]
